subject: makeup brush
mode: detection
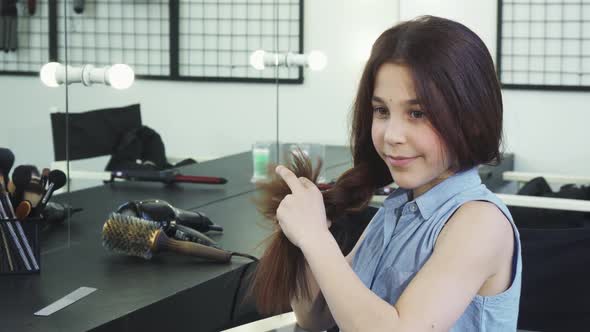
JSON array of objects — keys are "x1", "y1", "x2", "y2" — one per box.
[
  {"x1": 0, "y1": 223, "x2": 14, "y2": 272},
  {"x1": 7, "y1": 180, "x2": 15, "y2": 195},
  {"x1": 38, "y1": 169, "x2": 67, "y2": 210},
  {"x1": 40, "y1": 168, "x2": 50, "y2": 190},
  {"x1": 0, "y1": 150, "x2": 15, "y2": 271},
  {"x1": 42, "y1": 201, "x2": 83, "y2": 225},
  {"x1": 102, "y1": 213, "x2": 232, "y2": 262},
  {"x1": 11, "y1": 165, "x2": 37, "y2": 205},
  {"x1": 15, "y1": 201, "x2": 31, "y2": 220},
  {"x1": 23, "y1": 177, "x2": 43, "y2": 209},
  {"x1": 0, "y1": 148, "x2": 15, "y2": 181}
]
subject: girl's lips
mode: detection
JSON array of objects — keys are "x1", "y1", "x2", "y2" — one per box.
[{"x1": 386, "y1": 156, "x2": 417, "y2": 167}]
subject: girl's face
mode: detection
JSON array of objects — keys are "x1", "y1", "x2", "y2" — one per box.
[{"x1": 371, "y1": 63, "x2": 453, "y2": 198}]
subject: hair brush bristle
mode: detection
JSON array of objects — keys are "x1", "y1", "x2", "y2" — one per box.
[{"x1": 102, "y1": 213, "x2": 160, "y2": 259}]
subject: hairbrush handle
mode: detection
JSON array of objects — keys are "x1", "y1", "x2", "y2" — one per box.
[{"x1": 155, "y1": 231, "x2": 232, "y2": 262}]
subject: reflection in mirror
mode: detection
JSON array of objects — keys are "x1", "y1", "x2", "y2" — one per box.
[
  {"x1": 0, "y1": 0, "x2": 304, "y2": 329},
  {"x1": 272, "y1": 2, "x2": 398, "y2": 181},
  {"x1": 58, "y1": 0, "x2": 307, "y2": 189},
  {"x1": 0, "y1": 0, "x2": 72, "y2": 256},
  {"x1": 59, "y1": 0, "x2": 298, "y2": 281}
]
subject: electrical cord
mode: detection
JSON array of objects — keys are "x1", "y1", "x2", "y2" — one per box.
[
  {"x1": 229, "y1": 262, "x2": 254, "y2": 324},
  {"x1": 231, "y1": 251, "x2": 259, "y2": 262}
]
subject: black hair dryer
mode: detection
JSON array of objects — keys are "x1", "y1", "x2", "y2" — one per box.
[
  {"x1": 116, "y1": 199, "x2": 223, "y2": 247},
  {"x1": 117, "y1": 199, "x2": 223, "y2": 233}
]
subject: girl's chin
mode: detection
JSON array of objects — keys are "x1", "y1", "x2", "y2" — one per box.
[
  {"x1": 390, "y1": 170, "x2": 423, "y2": 189},
  {"x1": 392, "y1": 179, "x2": 419, "y2": 190}
]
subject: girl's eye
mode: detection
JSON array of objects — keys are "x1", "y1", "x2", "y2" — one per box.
[
  {"x1": 373, "y1": 107, "x2": 388, "y2": 117},
  {"x1": 410, "y1": 110, "x2": 425, "y2": 119}
]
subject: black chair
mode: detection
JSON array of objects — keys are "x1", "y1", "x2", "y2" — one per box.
[
  {"x1": 517, "y1": 225, "x2": 590, "y2": 332},
  {"x1": 506, "y1": 177, "x2": 590, "y2": 330},
  {"x1": 50, "y1": 103, "x2": 197, "y2": 173},
  {"x1": 51, "y1": 103, "x2": 143, "y2": 163},
  {"x1": 49, "y1": 103, "x2": 200, "y2": 191}
]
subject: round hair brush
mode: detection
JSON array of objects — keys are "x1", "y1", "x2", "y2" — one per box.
[{"x1": 102, "y1": 213, "x2": 232, "y2": 262}]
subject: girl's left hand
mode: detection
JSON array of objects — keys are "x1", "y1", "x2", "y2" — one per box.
[{"x1": 275, "y1": 165, "x2": 330, "y2": 249}]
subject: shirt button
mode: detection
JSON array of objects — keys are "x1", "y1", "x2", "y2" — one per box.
[{"x1": 410, "y1": 204, "x2": 417, "y2": 212}]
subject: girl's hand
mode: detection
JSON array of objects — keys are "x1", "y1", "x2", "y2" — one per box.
[{"x1": 275, "y1": 165, "x2": 331, "y2": 249}]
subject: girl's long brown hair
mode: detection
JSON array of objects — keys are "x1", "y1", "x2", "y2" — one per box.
[
  {"x1": 249, "y1": 151, "x2": 374, "y2": 315},
  {"x1": 250, "y1": 15, "x2": 503, "y2": 315}
]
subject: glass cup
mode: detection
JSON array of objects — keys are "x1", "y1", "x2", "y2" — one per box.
[
  {"x1": 280, "y1": 142, "x2": 326, "y2": 183},
  {"x1": 251, "y1": 141, "x2": 273, "y2": 182}
]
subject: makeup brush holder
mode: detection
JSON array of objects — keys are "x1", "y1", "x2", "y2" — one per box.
[{"x1": 0, "y1": 217, "x2": 41, "y2": 275}]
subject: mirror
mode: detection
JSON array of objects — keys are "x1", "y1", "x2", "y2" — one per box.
[
  {"x1": 274, "y1": 3, "x2": 385, "y2": 181},
  {"x1": 0, "y1": 0, "x2": 71, "y2": 264},
  {"x1": 59, "y1": 0, "x2": 295, "y2": 266}
]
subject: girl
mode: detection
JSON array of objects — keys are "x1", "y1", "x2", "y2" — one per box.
[{"x1": 256, "y1": 15, "x2": 521, "y2": 331}]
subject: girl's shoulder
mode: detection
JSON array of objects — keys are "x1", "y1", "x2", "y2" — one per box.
[
  {"x1": 430, "y1": 185, "x2": 515, "y2": 248},
  {"x1": 449, "y1": 184, "x2": 510, "y2": 219}
]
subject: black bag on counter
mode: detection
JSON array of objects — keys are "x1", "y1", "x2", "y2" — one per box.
[{"x1": 509, "y1": 177, "x2": 590, "y2": 228}]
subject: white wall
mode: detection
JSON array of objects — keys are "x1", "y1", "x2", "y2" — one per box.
[
  {"x1": 1, "y1": 78, "x2": 66, "y2": 168},
  {"x1": 276, "y1": 0, "x2": 399, "y2": 145},
  {"x1": 400, "y1": 0, "x2": 590, "y2": 176},
  {"x1": 0, "y1": 0, "x2": 399, "y2": 170}
]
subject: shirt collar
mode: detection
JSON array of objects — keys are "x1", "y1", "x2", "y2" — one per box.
[
  {"x1": 383, "y1": 167, "x2": 481, "y2": 220},
  {"x1": 383, "y1": 186, "x2": 411, "y2": 211}
]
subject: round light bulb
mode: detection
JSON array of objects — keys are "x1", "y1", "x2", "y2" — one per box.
[
  {"x1": 250, "y1": 50, "x2": 266, "y2": 70},
  {"x1": 307, "y1": 50, "x2": 327, "y2": 71},
  {"x1": 40, "y1": 62, "x2": 61, "y2": 87},
  {"x1": 107, "y1": 64, "x2": 134, "y2": 89}
]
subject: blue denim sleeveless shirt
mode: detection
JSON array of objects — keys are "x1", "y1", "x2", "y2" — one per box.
[{"x1": 352, "y1": 168, "x2": 522, "y2": 331}]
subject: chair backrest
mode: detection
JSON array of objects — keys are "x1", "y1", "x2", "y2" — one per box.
[
  {"x1": 517, "y1": 225, "x2": 590, "y2": 331},
  {"x1": 50, "y1": 103, "x2": 142, "y2": 161}
]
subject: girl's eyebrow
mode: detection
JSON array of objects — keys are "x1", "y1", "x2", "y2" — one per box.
[
  {"x1": 371, "y1": 95, "x2": 420, "y2": 106},
  {"x1": 404, "y1": 99, "x2": 421, "y2": 106},
  {"x1": 371, "y1": 96, "x2": 386, "y2": 103}
]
